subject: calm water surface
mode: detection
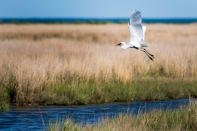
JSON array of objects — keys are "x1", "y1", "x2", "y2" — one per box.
[{"x1": 0, "y1": 99, "x2": 190, "y2": 131}]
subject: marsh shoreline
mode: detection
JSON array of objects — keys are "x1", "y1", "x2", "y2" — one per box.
[{"x1": 1, "y1": 77, "x2": 197, "y2": 112}]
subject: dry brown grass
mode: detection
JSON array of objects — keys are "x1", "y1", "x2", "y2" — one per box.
[{"x1": 0, "y1": 24, "x2": 197, "y2": 105}]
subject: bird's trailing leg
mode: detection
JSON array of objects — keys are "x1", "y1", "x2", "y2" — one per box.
[
  {"x1": 140, "y1": 48, "x2": 154, "y2": 61},
  {"x1": 143, "y1": 48, "x2": 154, "y2": 58}
]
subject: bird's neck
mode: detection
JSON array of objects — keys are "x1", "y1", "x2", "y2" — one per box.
[{"x1": 121, "y1": 42, "x2": 130, "y2": 49}]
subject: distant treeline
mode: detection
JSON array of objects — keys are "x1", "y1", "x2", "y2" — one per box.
[{"x1": 0, "y1": 18, "x2": 197, "y2": 24}]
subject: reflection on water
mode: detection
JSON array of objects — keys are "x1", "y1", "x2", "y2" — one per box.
[{"x1": 0, "y1": 99, "x2": 189, "y2": 131}]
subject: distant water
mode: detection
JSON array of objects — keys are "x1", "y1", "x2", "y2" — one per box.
[
  {"x1": 0, "y1": 99, "x2": 190, "y2": 131},
  {"x1": 0, "y1": 18, "x2": 197, "y2": 24}
]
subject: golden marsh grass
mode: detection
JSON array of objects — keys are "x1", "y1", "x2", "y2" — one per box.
[{"x1": 0, "y1": 24, "x2": 197, "y2": 106}]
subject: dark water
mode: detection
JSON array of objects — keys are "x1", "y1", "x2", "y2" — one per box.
[
  {"x1": 0, "y1": 18, "x2": 197, "y2": 24},
  {"x1": 0, "y1": 99, "x2": 190, "y2": 131}
]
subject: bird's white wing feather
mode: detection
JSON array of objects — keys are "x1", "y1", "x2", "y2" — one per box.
[
  {"x1": 129, "y1": 10, "x2": 144, "y2": 42},
  {"x1": 142, "y1": 26, "x2": 146, "y2": 40}
]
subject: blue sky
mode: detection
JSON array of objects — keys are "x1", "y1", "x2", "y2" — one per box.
[{"x1": 1, "y1": 0, "x2": 197, "y2": 18}]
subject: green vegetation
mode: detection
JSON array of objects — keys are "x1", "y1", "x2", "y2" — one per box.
[
  {"x1": 0, "y1": 103, "x2": 9, "y2": 112},
  {"x1": 49, "y1": 103, "x2": 197, "y2": 131},
  {"x1": 0, "y1": 73, "x2": 197, "y2": 106},
  {"x1": 0, "y1": 81, "x2": 10, "y2": 112},
  {"x1": 46, "y1": 77, "x2": 197, "y2": 105}
]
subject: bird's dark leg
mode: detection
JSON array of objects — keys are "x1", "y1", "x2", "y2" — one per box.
[
  {"x1": 143, "y1": 48, "x2": 154, "y2": 58},
  {"x1": 140, "y1": 48, "x2": 154, "y2": 61}
]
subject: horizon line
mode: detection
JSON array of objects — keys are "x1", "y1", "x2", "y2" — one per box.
[{"x1": 0, "y1": 17, "x2": 197, "y2": 19}]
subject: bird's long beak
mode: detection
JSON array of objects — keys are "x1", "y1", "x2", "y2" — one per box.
[{"x1": 116, "y1": 43, "x2": 121, "y2": 46}]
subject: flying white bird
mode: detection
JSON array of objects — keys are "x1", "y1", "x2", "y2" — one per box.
[{"x1": 117, "y1": 10, "x2": 154, "y2": 61}]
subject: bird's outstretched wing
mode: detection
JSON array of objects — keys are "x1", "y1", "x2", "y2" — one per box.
[
  {"x1": 128, "y1": 10, "x2": 144, "y2": 42},
  {"x1": 142, "y1": 26, "x2": 146, "y2": 40}
]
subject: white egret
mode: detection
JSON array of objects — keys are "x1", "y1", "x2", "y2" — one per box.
[{"x1": 117, "y1": 10, "x2": 154, "y2": 61}]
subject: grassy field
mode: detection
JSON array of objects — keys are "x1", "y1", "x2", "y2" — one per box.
[
  {"x1": 0, "y1": 24, "x2": 197, "y2": 108},
  {"x1": 49, "y1": 102, "x2": 197, "y2": 131}
]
